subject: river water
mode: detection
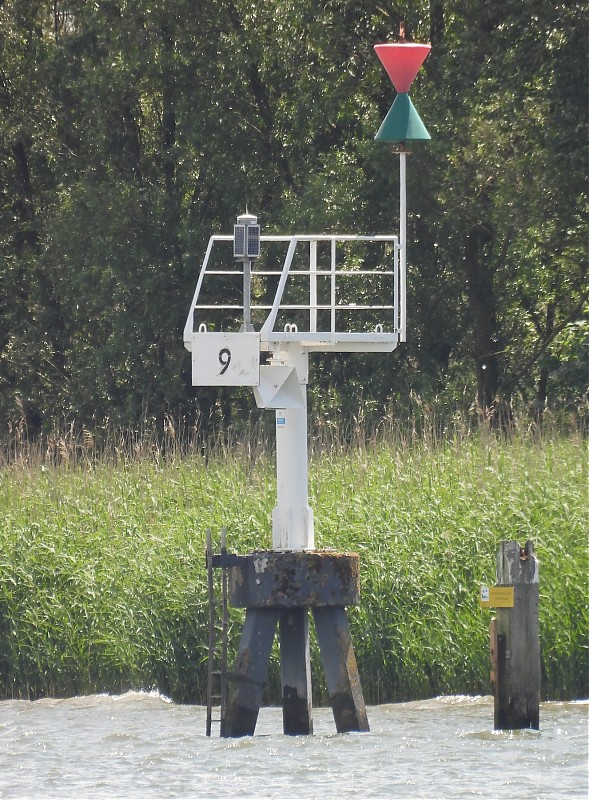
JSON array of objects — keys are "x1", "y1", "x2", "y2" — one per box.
[{"x1": 0, "y1": 692, "x2": 586, "y2": 799}]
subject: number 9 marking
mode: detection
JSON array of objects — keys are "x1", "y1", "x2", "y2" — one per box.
[{"x1": 218, "y1": 348, "x2": 231, "y2": 375}]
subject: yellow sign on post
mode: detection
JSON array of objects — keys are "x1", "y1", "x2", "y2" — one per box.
[{"x1": 480, "y1": 586, "x2": 515, "y2": 608}]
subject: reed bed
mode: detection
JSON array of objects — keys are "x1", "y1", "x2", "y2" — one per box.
[{"x1": 0, "y1": 419, "x2": 586, "y2": 704}]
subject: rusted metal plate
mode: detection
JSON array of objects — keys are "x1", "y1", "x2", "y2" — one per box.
[{"x1": 228, "y1": 551, "x2": 360, "y2": 608}]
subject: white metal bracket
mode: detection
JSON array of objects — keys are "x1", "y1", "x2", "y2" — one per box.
[{"x1": 253, "y1": 365, "x2": 305, "y2": 410}]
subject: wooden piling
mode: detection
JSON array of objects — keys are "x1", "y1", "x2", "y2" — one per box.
[
  {"x1": 222, "y1": 608, "x2": 279, "y2": 737},
  {"x1": 493, "y1": 539, "x2": 540, "y2": 730},
  {"x1": 313, "y1": 607, "x2": 370, "y2": 733},
  {"x1": 280, "y1": 608, "x2": 313, "y2": 735}
]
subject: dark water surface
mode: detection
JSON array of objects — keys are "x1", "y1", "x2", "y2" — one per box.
[{"x1": 0, "y1": 693, "x2": 586, "y2": 799}]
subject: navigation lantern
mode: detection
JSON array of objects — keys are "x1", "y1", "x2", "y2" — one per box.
[
  {"x1": 234, "y1": 212, "x2": 260, "y2": 259},
  {"x1": 233, "y1": 211, "x2": 260, "y2": 332}
]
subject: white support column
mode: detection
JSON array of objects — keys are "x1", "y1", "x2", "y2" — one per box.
[{"x1": 271, "y1": 345, "x2": 314, "y2": 551}]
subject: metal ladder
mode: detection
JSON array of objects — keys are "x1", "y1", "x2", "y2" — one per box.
[{"x1": 205, "y1": 528, "x2": 229, "y2": 737}]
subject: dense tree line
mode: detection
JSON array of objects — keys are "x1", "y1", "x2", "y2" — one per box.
[{"x1": 0, "y1": 0, "x2": 587, "y2": 437}]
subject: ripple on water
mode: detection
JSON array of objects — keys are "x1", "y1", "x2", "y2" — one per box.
[{"x1": 0, "y1": 696, "x2": 586, "y2": 799}]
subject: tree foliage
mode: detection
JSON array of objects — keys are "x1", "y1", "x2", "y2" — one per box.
[{"x1": 0, "y1": 0, "x2": 586, "y2": 435}]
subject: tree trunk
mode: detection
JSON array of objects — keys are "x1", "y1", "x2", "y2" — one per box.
[
  {"x1": 463, "y1": 223, "x2": 500, "y2": 418},
  {"x1": 11, "y1": 138, "x2": 38, "y2": 251}
]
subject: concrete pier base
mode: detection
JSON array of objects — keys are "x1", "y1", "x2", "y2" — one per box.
[{"x1": 221, "y1": 551, "x2": 369, "y2": 737}]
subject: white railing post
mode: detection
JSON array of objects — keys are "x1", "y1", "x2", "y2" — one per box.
[
  {"x1": 330, "y1": 238, "x2": 337, "y2": 334},
  {"x1": 309, "y1": 239, "x2": 318, "y2": 333}
]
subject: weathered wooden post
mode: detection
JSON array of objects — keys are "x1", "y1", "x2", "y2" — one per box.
[{"x1": 492, "y1": 539, "x2": 540, "y2": 730}]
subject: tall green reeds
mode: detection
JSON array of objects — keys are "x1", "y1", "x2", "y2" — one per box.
[
  {"x1": 0, "y1": 418, "x2": 586, "y2": 703},
  {"x1": 311, "y1": 430, "x2": 587, "y2": 702}
]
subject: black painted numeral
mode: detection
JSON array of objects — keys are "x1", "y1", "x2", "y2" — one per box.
[{"x1": 219, "y1": 348, "x2": 231, "y2": 375}]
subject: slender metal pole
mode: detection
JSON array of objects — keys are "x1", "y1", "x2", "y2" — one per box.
[
  {"x1": 242, "y1": 258, "x2": 253, "y2": 331},
  {"x1": 399, "y1": 149, "x2": 407, "y2": 342}
]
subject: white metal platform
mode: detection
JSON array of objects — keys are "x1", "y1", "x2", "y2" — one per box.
[{"x1": 183, "y1": 233, "x2": 403, "y2": 381}]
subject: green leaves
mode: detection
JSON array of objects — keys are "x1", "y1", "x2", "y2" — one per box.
[
  {"x1": 311, "y1": 428, "x2": 588, "y2": 701},
  {"x1": 0, "y1": 0, "x2": 586, "y2": 431}
]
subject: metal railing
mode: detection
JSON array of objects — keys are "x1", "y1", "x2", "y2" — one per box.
[{"x1": 184, "y1": 233, "x2": 403, "y2": 353}]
